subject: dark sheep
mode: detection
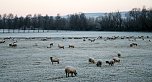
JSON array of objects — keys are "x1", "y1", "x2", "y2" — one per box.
[
  {"x1": 50, "y1": 43, "x2": 53, "y2": 46},
  {"x1": 106, "y1": 60, "x2": 115, "y2": 66},
  {"x1": 96, "y1": 61, "x2": 102, "y2": 67},
  {"x1": 65, "y1": 66, "x2": 77, "y2": 77},
  {"x1": 69, "y1": 45, "x2": 74, "y2": 48},
  {"x1": 117, "y1": 53, "x2": 121, "y2": 58}
]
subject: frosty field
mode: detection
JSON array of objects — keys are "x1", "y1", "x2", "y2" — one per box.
[{"x1": 0, "y1": 32, "x2": 152, "y2": 82}]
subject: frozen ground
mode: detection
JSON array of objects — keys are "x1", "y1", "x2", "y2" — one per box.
[{"x1": 0, "y1": 34, "x2": 152, "y2": 82}]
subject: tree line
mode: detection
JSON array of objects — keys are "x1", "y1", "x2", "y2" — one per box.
[{"x1": 0, "y1": 7, "x2": 152, "y2": 33}]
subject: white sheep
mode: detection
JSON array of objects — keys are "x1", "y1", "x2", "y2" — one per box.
[
  {"x1": 113, "y1": 57, "x2": 120, "y2": 63},
  {"x1": 47, "y1": 43, "x2": 53, "y2": 48},
  {"x1": 130, "y1": 43, "x2": 137, "y2": 47},
  {"x1": 0, "y1": 40, "x2": 5, "y2": 43},
  {"x1": 65, "y1": 66, "x2": 77, "y2": 77},
  {"x1": 50, "y1": 57, "x2": 59, "y2": 64},
  {"x1": 9, "y1": 43, "x2": 17, "y2": 47},
  {"x1": 58, "y1": 44, "x2": 64, "y2": 49}
]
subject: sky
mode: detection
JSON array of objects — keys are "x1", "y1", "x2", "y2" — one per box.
[{"x1": 0, "y1": 0, "x2": 152, "y2": 16}]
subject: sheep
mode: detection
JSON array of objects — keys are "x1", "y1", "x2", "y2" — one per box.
[
  {"x1": 130, "y1": 43, "x2": 137, "y2": 47},
  {"x1": 9, "y1": 43, "x2": 17, "y2": 47},
  {"x1": 65, "y1": 66, "x2": 77, "y2": 77},
  {"x1": 41, "y1": 38, "x2": 47, "y2": 41},
  {"x1": 106, "y1": 60, "x2": 115, "y2": 66},
  {"x1": 58, "y1": 44, "x2": 64, "y2": 49},
  {"x1": 0, "y1": 40, "x2": 5, "y2": 43},
  {"x1": 33, "y1": 43, "x2": 38, "y2": 46},
  {"x1": 47, "y1": 43, "x2": 53, "y2": 48},
  {"x1": 117, "y1": 53, "x2": 121, "y2": 58},
  {"x1": 50, "y1": 57, "x2": 59, "y2": 64},
  {"x1": 50, "y1": 43, "x2": 53, "y2": 46},
  {"x1": 113, "y1": 57, "x2": 120, "y2": 63},
  {"x1": 88, "y1": 39, "x2": 96, "y2": 42},
  {"x1": 69, "y1": 45, "x2": 74, "y2": 48},
  {"x1": 96, "y1": 61, "x2": 102, "y2": 67},
  {"x1": 88, "y1": 57, "x2": 96, "y2": 64}
]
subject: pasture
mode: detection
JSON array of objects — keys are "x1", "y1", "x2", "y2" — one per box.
[{"x1": 0, "y1": 35, "x2": 152, "y2": 82}]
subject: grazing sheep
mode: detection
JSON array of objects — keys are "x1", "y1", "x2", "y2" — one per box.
[
  {"x1": 130, "y1": 43, "x2": 137, "y2": 47},
  {"x1": 88, "y1": 39, "x2": 96, "y2": 42},
  {"x1": 41, "y1": 38, "x2": 47, "y2": 41},
  {"x1": 50, "y1": 43, "x2": 53, "y2": 46},
  {"x1": 58, "y1": 44, "x2": 64, "y2": 49},
  {"x1": 96, "y1": 61, "x2": 102, "y2": 67},
  {"x1": 50, "y1": 57, "x2": 59, "y2": 64},
  {"x1": 65, "y1": 66, "x2": 77, "y2": 77},
  {"x1": 9, "y1": 43, "x2": 17, "y2": 47},
  {"x1": 106, "y1": 60, "x2": 115, "y2": 66},
  {"x1": 69, "y1": 45, "x2": 74, "y2": 48},
  {"x1": 47, "y1": 43, "x2": 53, "y2": 48},
  {"x1": 89, "y1": 57, "x2": 95, "y2": 64},
  {"x1": 113, "y1": 57, "x2": 120, "y2": 63},
  {"x1": 117, "y1": 53, "x2": 121, "y2": 58},
  {"x1": 33, "y1": 43, "x2": 38, "y2": 46},
  {"x1": 0, "y1": 40, "x2": 5, "y2": 43}
]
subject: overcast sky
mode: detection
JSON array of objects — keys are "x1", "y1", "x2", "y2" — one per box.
[{"x1": 0, "y1": 0, "x2": 152, "y2": 16}]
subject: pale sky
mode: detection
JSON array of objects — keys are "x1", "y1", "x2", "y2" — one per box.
[{"x1": 0, "y1": 0, "x2": 152, "y2": 16}]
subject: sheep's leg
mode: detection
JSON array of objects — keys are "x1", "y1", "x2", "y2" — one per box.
[
  {"x1": 68, "y1": 73, "x2": 69, "y2": 77},
  {"x1": 111, "y1": 63, "x2": 114, "y2": 66},
  {"x1": 109, "y1": 63, "x2": 111, "y2": 66},
  {"x1": 71, "y1": 73, "x2": 73, "y2": 77},
  {"x1": 66, "y1": 72, "x2": 67, "y2": 77},
  {"x1": 58, "y1": 61, "x2": 59, "y2": 64},
  {"x1": 110, "y1": 63, "x2": 112, "y2": 66}
]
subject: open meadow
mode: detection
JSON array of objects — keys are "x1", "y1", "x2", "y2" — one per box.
[{"x1": 0, "y1": 31, "x2": 152, "y2": 82}]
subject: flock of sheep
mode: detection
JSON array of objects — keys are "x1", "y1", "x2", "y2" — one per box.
[
  {"x1": 49, "y1": 53, "x2": 121, "y2": 77},
  {"x1": 47, "y1": 35, "x2": 151, "y2": 77},
  {"x1": 0, "y1": 35, "x2": 151, "y2": 78}
]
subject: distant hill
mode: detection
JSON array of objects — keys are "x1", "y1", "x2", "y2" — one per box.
[
  {"x1": 63, "y1": 12, "x2": 128, "y2": 18},
  {"x1": 84, "y1": 12, "x2": 128, "y2": 18},
  {"x1": 84, "y1": 13, "x2": 105, "y2": 18}
]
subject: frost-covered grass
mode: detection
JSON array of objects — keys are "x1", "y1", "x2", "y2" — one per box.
[{"x1": 0, "y1": 37, "x2": 152, "y2": 82}]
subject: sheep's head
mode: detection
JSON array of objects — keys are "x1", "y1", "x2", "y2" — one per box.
[
  {"x1": 74, "y1": 72, "x2": 77, "y2": 76},
  {"x1": 50, "y1": 57, "x2": 53, "y2": 60},
  {"x1": 118, "y1": 53, "x2": 121, "y2": 57},
  {"x1": 106, "y1": 61, "x2": 109, "y2": 64}
]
